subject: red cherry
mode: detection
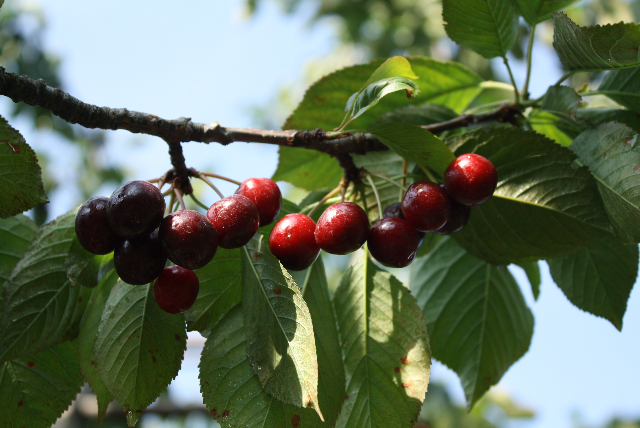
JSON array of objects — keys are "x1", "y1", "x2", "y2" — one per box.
[
  {"x1": 235, "y1": 178, "x2": 282, "y2": 226},
  {"x1": 159, "y1": 210, "x2": 218, "y2": 270},
  {"x1": 207, "y1": 194, "x2": 260, "y2": 249},
  {"x1": 75, "y1": 196, "x2": 120, "y2": 255},
  {"x1": 269, "y1": 213, "x2": 320, "y2": 271},
  {"x1": 114, "y1": 231, "x2": 167, "y2": 285},
  {"x1": 107, "y1": 180, "x2": 165, "y2": 238},
  {"x1": 153, "y1": 266, "x2": 199, "y2": 314},
  {"x1": 382, "y1": 202, "x2": 426, "y2": 247},
  {"x1": 444, "y1": 153, "x2": 497, "y2": 206},
  {"x1": 401, "y1": 180, "x2": 450, "y2": 232},
  {"x1": 368, "y1": 217, "x2": 420, "y2": 268},
  {"x1": 435, "y1": 185, "x2": 471, "y2": 235},
  {"x1": 314, "y1": 202, "x2": 370, "y2": 255}
]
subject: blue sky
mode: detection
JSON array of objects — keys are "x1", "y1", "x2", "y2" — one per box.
[{"x1": 4, "y1": 1, "x2": 640, "y2": 427}]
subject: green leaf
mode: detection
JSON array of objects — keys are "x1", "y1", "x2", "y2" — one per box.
[
  {"x1": 0, "y1": 215, "x2": 37, "y2": 285},
  {"x1": 200, "y1": 305, "x2": 323, "y2": 428},
  {"x1": 65, "y1": 236, "x2": 103, "y2": 289},
  {"x1": 272, "y1": 148, "x2": 343, "y2": 192},
  {"x1": 333, "y1": 251, "x2": 431, "y2": 428},
  {"x1": 77, "y1": 268, "x2": 118, "y2": 423},
  {"x1": 598, "y1": 67, "x2": 640, "y2": 113},
  {"x1": 513, "y1": 0, "x2": 579, "y2": 25},
  {"x1": 530, "y1": 110, "x2": 574, "y2": 146},
  {"x1": 241, "y1": 235, "x2": 322, "y2": 419},
  {"x1": 410, "y1": 237, "x2": 533, "y2": 409},
  {"x1": 94, "y1": 280, "x2": 186, "y2": 427},
  {"x1": 569, "y1": 122, "x2": 640, "y2": 243},
  {"x1": 548, "y1": 236, "x2": 638, "y2": 330},
  {"x1": 284, "y1": 57, "x2": 483, "y2": 132},
  {"x1": 575, "y1": 108, "x2": 640, "y2": 133},
  {"x1": 541, "y1": 85, "x2": 582, "y2": 118},
  {"x1": 375, "y1": 104, "x2": 458, "y2": 127},
  {"x1": 0, "y1": 341, "x2": 83, "y2": 428},
  {"x1": 184, "y1": 247, "x2": 242, "y2": 336},
  {"x1": 368, "y1": 123, "x2": 455, "y2": 176},
  {"x1": 0, "y1": 210, "x2": 86, "y2": 364},
  {"x1": 443, "y1": 0, "x2": 519, "y2": 59},
  {"x1": 553, "y1": 13, "x2": 640, "y2": 71},
  {"x1": 515, "y1": 261, "x2": 541, "y2": 300},
  {"x1": 447, "y1": 128, "x2": 612, "y2": 264},
  {"x1": 0, "y1": 116, "x2": 48, "y2": 218}
]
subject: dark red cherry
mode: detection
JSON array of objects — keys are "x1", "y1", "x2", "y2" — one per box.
[
  {"x1": 107, "y1": 180, "x2": 166, "y2": 238},
  {"x1": 368, "y1": 217, "x2": 420, "y2": 268},
  {"x1": 114, "y1": 231, "x2": 167, "y2": 285},
  {"x1": 444, "y1": 153, "x2": 497, "y2": 206},
  {"x1": 75, "y1": 196, "x2": 120, "y2": 255},
  {"x1": 153, "y1": 266, "x2": 200, "y2": 314},
  {"x1": 159, "y1": 210, "x2": 218, "y2": 270},
  {"x1": 401, "y1": 180, "x2": 450, "y2": 232},
  {"x1": 207, "y1": 194, "x2": 260, "y2": 249},
  {"x1": 382, "y1": 202, "x2": 426, "y2": 246},
  {"x1": 269, "y1": 213, "x2": 320, "y2": 271},
  {"x1": 314, "y1": 202, "x2": 370, "y2": 255},
  {"x1": 435, "y1": 185, "x2": 471, "y2": 235},
  {"x1": 235, "y1": 178, "x2": 282, "y2": 226}
]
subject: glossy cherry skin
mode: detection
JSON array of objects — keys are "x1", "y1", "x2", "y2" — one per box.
[
  {"x1": 435, "y1": 185, "x2": 471, "y2": 235},
  {"x1": 159, "y1": 210, "x2": 218, "y2": 270},
  {"x1": 107, "y1": 180, "x2": 166, "y2": 238},
  {"x1": 153, "y1": 266, "x2": 200, "y2": 314},
  {"x1": 114, "y1": 231, "x2": 167, "y2": 285},
  {"x1": 75, "y1": 196, "x2": 120, "y2": 255},
  {"x1": 444, "y1": 153, "x2": 497, "y2": 206},
  {"x1": 269, "y1": 213, "x2": 320, "y2": 271},
  {"x1": 402, "y1": 180, "x2": 450, "y2": 232},
  {"x1": 207, "y1": 194, "x2": 260, "y2": 249},
  {"x1": 368, "y1": 217, "x2": 420, "y2": 268},
  {"x1": 382, "y1": 202, "x2": 426, "y2": 246},
  {"x1": 314, "y1": 202, "x2": 370, "y2": 255},
  {"x1": 235, "y1": 178, "x2": 282, "y2": 227}
]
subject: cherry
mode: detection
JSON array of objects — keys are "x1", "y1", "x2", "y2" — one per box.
[
  {"x1": 114, "y1": 230, "x2": 167, "y2": 285},
  {"x1": 435, "y1": 185, "x2": 471, "y2": 235},
  {"x1": 444, "y1": 153, "x2": 497, "y2": 206},
  {"x1": 159, "y1": 210, "x2": 218, "y2": 270},
  {"x1": 382, "y1": 202, "x2": 426, "y2": 246},
  {"x1": 153, "y1": 266, "x2": 200, "y2": 314},
  {"x1": 367, "y1": 217, "x2": 420, "y2": 268},
  {"x1": 269, "y1": 213, "x2": 320, "y2": 271},
  {"x1": 401, "y1": 180, "x2": 450, "y2": 232},
  {"x1": 75, "y1": 196, "x2": 120, "y2": 255},
  {"x1": 314, "y1": 202, "x2": 370, "y2": 255},
  {"x1": 107, "y1": 180, "x2": 166, "y2": 238},
  {"x1": 207, "y1": 194, "x2": 260, "y2": 249},
  {"x1": 235, "y1": 177, "x2": 282, "y2": 226}
]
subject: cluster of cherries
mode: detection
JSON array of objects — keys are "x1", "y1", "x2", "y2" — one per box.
[
  {"x1": 74, "y1": 177, "x2": 283, "y2": 314},
  {"x1": 269, "y1": 153, "x2": 497, "y2": 270}
]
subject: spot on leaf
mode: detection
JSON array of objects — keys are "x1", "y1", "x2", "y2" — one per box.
[
  {"x1": 400, "y1": 356, "x2": 409, "y2": 365},
  {"x1": 221, "y1": 410, "x2": 230, "y2": 419},
  {"x1": 26, "y1": 361, "x2": 35, "y2": 368},
  {"x1": 292, "y1": 414, "x2": 301, "y2": 427},
  {"x1": 175, "y1": 334, "x2": 181, "y2": 342},
  {"x1": 394, "y1": 366, "x2": 401, "y2": 373},
  {"x1": 345, "y1": 394, "x2": 350, "y2": 401},
  {"x1": 252, "y1": 251, "x2": 259, "y2": 260},
  {"x1": 17, "y1": 400, "x2": 23, "y2": 407},
  {"x1": 402, "y1": 380, "x2": 414, "y2": 388},
  {"x1": 274, "y1": 285, "x2": 282, "y2": 295}
]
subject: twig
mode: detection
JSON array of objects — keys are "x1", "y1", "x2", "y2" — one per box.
[{"x1": 174, "y1": 188, "x2": 187, "y2": 211}]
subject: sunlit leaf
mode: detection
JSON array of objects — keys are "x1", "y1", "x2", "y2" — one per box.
[
  {"x1": 598, "y1": 67, "x2": 640, "y2": 113},
  {"x1": 272, "y1": 148, "x2": 343, "y2": 192},
  {"x1": 514, "y1": 0, "x2": 579, "y2": 25}
]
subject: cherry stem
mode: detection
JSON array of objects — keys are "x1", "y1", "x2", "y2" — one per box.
[
  {"x1": 162, "y1": 187, "x2": 174, "y2": 197},
  {"x1": 308, "y1": 184, "x2": 342, "y2": 217},
  {"x1": 367, "y1": 172, "x2": 405, "y2": 190},
  {"x1": 419, "y1": 165, "x2": 437, "y2": 182},
  {"x1": 189, "y1": 193, "x2": 209, "y2": 210},
  {"x1": 147, "y1": 177, "x2": 162, "y2": 184},
  {"x1": 166, "y1": 191, "x2": 176, "y2": 215},
  {"x1": 366, "y1": 174, "x2": 383, "y2": 221},
  {"x1": 359, "y1": 184, "x2": 369, "y2": 215},
  {"x1": 174, "y1": 188, "x2": 187, "y2": 211},
  {"x1": 401, "y1": 160, "x2": 408, "y2": 201},
  {"x1": 200, "y1": 172, "x2": 242, "y2": 186},
  {"x1": 197, "y1": 173, "x2": 225, "y2": 199}
]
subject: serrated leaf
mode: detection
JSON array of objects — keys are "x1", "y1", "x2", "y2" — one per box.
[
  {"x1": 548, "y1": 236, "x2": 638, "y2": 330},
  {"x1": 0, "y1": 210, "x2": 86, "y2": 364},
  {"x1": 530, "y1": 110, "x2": 574, "y2": 146},
  {"x1": 77, "y1": 268, "x2": 118, "y2": 423},
  {"x1": 410, "y1": 237, "x2": 533, "y2": 409},
  {"x1": 375, "y1": 104, "x2": 459, "y2": 126},
  {"x1": 333, "y1": 251, "x2": 431, "y2": 428},
  {"x1": 368, "y1": 123, "x2": 455, "y2": 175},
  {"x1": 443, "y1": 0, "x2": 519, "y2": 59},
  {"x1": 200, "y1": 305, "x2": 322, "y2": 428},
  {"x1": 284, "y1": 57, "x2": 483, "y2": 132},
  {"x1": 447, "y1": 128, "x2": 612, "y2": 264},
  {"x1": 513, "y1": 0, "x2": 579, "y2": 25},
  {"x1": 576, "y1": 108, "x2": 640, "y2": 134},
  {"x1": 0, "y1": 215, "x2": 37, "y2": 285},
  {"x1": 541, "y1": 85, "x2": 582, "y2": 118},
  {"x1": 569, "y1": 122, "x2": 640, "y2": 243},
  {"x1": 272, "y1": 148, "x2": 343, "y2": 192},
  {"x1": 94, "y1": 280, "x2": 186, "y2": 426},
  {"x1": 515, "y1": 261, "x2": 542, "y2": 300},
  {"x1": 0, "y1": 116, "x2": 48, "y2": 218},
  {"x1": 184, "y1": 247, "x2": 242, "y2": 336},
  {"x1": 241, "y1": 235, "x2": 322, "y2": 419},
  {"x1": 65, "y1": 236, "x2": 103, "y2": 289},
  {"x1": 598, "y1": 67, "x2": 640, "y2": 113},
  {"x1": 553, "y1": 13, "x2": 640, "y2": 71},
  {"x1": 0, "y1": 341, "x2": 83, "y2": 428}
]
